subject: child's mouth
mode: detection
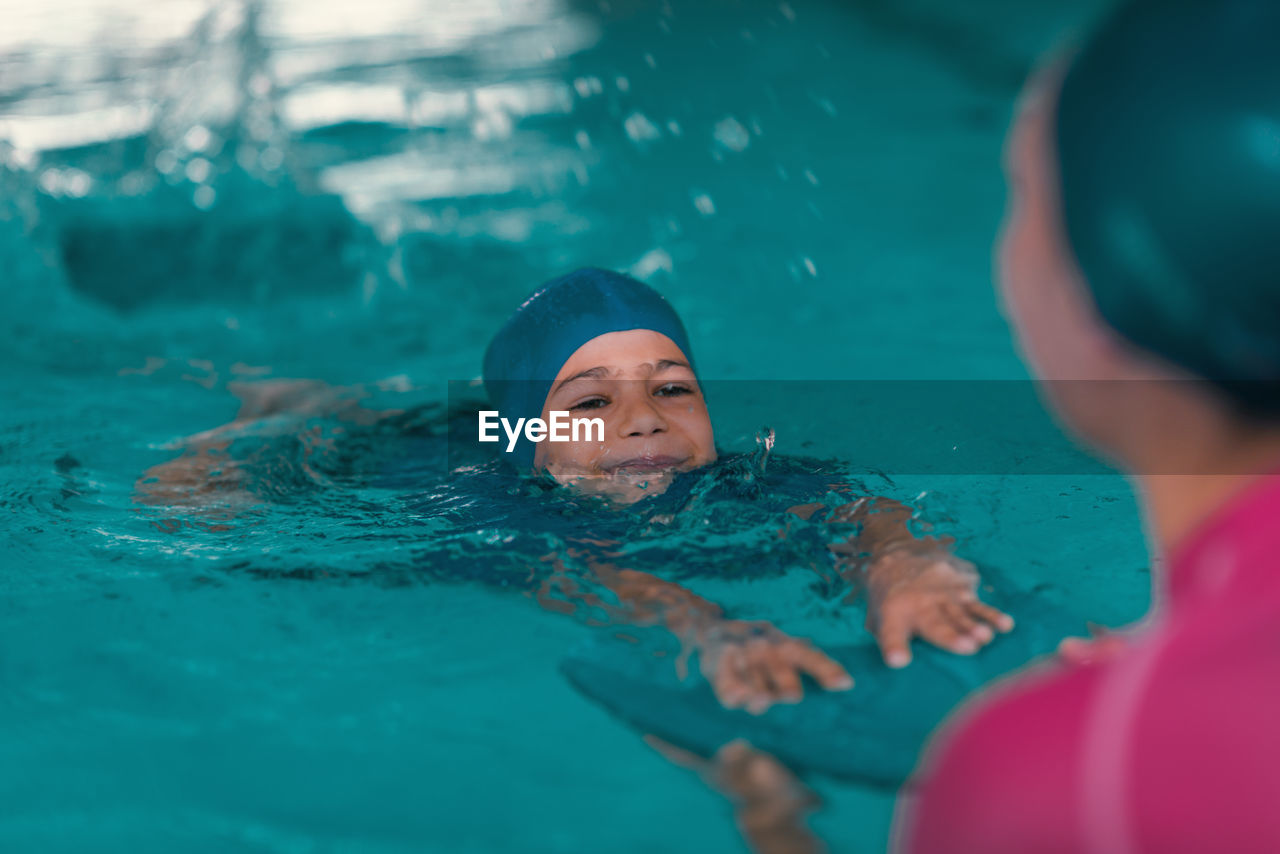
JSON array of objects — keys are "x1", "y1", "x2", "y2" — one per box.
[{"x1": 607, "y1": 455, "x2": 687, "y2": 474}]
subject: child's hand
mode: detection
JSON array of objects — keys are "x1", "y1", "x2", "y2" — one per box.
[
  {"x1": 694, "y1": 619, "x2": 853, "y2": 715},
  {"x1": 864, "y1": 549, "x2": 1014, "y2": 668}
]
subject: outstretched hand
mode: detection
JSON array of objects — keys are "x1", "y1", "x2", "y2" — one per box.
[
  {"x1": 693, "y1": 619, "x2": 853, "y2": 715},
  {"x1": 865, "y1": 549, "x2": 1014, "y2": 668}
]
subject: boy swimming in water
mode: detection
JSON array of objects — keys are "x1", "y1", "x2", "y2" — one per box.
[
  {"x1": 137, "y1": 265, "x2": 1012, "y2": 715},
  {"x1": 481, "y1": 266, "x2": 1012, "y2": 713}
]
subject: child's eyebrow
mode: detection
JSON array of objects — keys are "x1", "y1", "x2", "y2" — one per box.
[
  {"x1": 552, "y1": 365, "x2": 613, "y2": 393},
  {"x1": 552, "y1": 359, "x2": 691, "y2": 394}
]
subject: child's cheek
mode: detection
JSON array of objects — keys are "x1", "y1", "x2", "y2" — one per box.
[{"x1": 542, "y1": 439, "x2": 606, "y2": 475}]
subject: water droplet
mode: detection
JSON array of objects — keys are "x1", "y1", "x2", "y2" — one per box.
[
  {"x1": 38, "y1": 168, "x2": 61, "y2": 195},
  {"x1": 259, "y1": 147, "x2": 284, "y2": 172},
  {"x1": 64, "y1": 168, "x2": 91, "y2": 198},
  {"x1": 183, "y1": 125, "x2": 212, "y2": 153},
  {"x1": 155, "y1": 149, "x2": 179, "y2": 175},
  {"x1": 624, "y1": 112, "x2": 661, "y2": 145},
  {"x1": 185, "y1": 157, "x2": 212, "y2": 184},
  {"x1": 713, "y1": 117, "x2": 750, "y2": 152}
]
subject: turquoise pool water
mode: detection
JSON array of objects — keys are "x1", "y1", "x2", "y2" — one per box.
[{"x1": 1, "y1": 1, "x2": 1150, "y2": 851}]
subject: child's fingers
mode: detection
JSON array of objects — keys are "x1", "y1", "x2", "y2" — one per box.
[
  {"x1": 741, "y1": 649, "x2": 772, "y2": 714},
  {"x1": 763, "y1": 647, "x2": 804, "y2": 704},
  {"x1": 873, "y1": 606, "x2": 916, "y2": 669},
  {"x1": 966, "y1": 599, "x2": 1015, "y2": 632},
  {"x1": 782, "y1": 642, "x2": 854, "y2": 690},
  {"x1": 943, "y1": 601, "x2": 994, "y2": 646},
  {"x1": 943, "y1": 600, "x2": 982, "y2": 635},
  {"x1": 738, "y1": 652, "x2": 771, "y2": 716},
  {"x1": 711, "y1": 663, "x2": 739, "y2": 709},
  {"x1": 714, "y1": 646, "x2": 748, "y2": 708},
  {"x1": 918, "y1": 607, "x2": 976, "y2": 654}
]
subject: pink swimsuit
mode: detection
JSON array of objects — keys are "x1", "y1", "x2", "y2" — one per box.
[{"x1": 897, "y1": 474, "x2": 1280, "y2": 853}]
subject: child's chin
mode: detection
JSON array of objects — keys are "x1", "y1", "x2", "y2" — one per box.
[{"x1": 555, "y1": 467, "x2": 678, "y2": 505}]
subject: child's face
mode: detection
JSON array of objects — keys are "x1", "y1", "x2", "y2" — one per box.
[{"x1": 534, "y1": 329, "x2": 716, "y2": 503}]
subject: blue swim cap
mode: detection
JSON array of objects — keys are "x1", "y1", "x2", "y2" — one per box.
[
  {"x1": 482, "y1": 267, "x2": 695, "y2": 469},
  {"x1": 1055, "y1": 0, "x2": 1280, "y2": 415}
]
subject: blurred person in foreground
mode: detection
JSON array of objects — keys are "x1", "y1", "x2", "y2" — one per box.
[{"x1": 896, "y1": 0, "x2": 1280, "y2": 850}]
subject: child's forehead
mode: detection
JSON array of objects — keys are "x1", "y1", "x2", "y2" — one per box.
[{"x1": 554, "y1": 329, "x2": 692, "y2": 380}]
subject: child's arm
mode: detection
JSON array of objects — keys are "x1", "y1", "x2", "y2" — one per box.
[
  {"x1": 800, "y1": 497, "x2": 1013, "y2": 668},
  {"x1": 135, "y1": 378, "x2": 401, "y2": 510},
  {"x1": 543, "y1": 550, "x2": 852, "y2": 715}
]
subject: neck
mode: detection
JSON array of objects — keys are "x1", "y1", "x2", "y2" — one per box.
[{"x1": 1134, "y1": 433, "x2": 1280, "y2": 559}]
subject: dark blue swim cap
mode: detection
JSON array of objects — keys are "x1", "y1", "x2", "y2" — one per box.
[
  {"x1": 482, "y1": 267, "x2": 695, "y2": 469},
  {"x1": 1055, "y1": 0, "x2": 1280, "y2": 415}
]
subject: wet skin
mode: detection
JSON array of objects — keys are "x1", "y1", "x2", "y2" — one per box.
[{"x1": 534, "y1": 329, "x2": 717, "y2": 504}]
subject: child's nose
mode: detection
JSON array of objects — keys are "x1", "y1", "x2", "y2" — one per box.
[{"x1": 616, "y1": 391, "x2": 668, "y2": 437}]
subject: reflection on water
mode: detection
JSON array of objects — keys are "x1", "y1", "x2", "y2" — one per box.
[
  {"x1": 0, "y1": 0, "x2": 596, "y2": 198},
  {"x1": 1, "y1": 0, "x2": 599, "y2": 315}
]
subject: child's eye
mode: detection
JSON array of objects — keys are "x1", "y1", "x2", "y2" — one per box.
[
  {"x1": 571, "y1": 396, "x2": 609, "y2": 411},
  {"x1": 654, "y1": 383, "x2": 693, "y2": 398}
]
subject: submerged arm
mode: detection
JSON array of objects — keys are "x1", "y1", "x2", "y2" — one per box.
[
  {"x1": 539, "y1": 546, "x2": 851, "y2": 714},
  {"x1": 135, "y1": 378, "x2": 402, "y2": 511}
]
